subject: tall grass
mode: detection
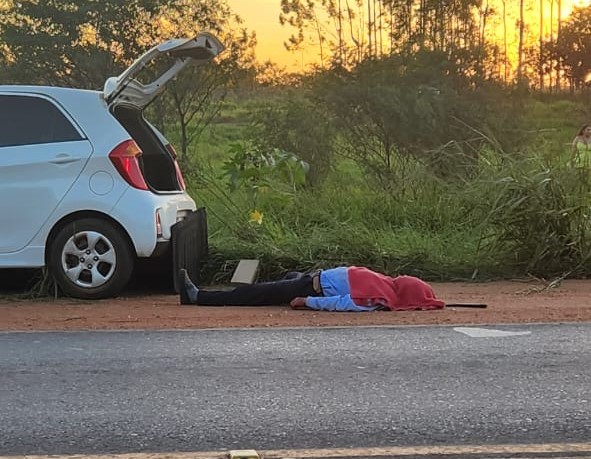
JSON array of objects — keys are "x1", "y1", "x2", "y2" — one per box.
[
  {"x1": 186, "y1": 94, "x2": 591, "y2": 283},
  {"x1": 192, "y1": 154, "x2": 501, "y2": 282},
  {"x1": 471, "y1": 147, "x2": 591, "y2": 277}
]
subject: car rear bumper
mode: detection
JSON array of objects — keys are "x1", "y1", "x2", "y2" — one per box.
[{"x1": 110, "y1": 189, "x2": 197, "y2": 257}]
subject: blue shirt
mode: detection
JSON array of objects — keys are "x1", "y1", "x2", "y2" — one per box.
[{"x1": 305, "y1": 267, "x2": 377, "y2": 312}]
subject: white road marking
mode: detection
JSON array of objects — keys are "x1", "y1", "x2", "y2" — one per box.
[{"x1": 454, "y1": 326, "x2": 532, "y2": 338}]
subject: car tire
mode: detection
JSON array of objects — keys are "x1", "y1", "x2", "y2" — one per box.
[{"x1": 48, "y1": 218, "x2": 134, "y2": 299}]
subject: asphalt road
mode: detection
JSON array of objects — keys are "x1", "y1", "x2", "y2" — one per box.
[{"x1": 0, "y1": 324, "x2": 589, "y2": 456}]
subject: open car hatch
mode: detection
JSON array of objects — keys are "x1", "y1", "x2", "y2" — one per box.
[{"x1": 104, "y1": 32, "x2": 224, "y2": 109}]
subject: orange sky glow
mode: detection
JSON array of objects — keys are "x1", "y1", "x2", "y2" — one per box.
[
  {"x1": 227, "y1": 0, "x2": 306, "y2": 70},
  {"x1": 228, "y1": 0, "x2": 591, "y2": 72}
]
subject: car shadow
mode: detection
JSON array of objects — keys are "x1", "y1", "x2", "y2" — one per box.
[
  {"x1": 0, "y1": 265, "x2": 175, "y2": 299},
  {"x1": 0, "y1": 268, "x2": 41, "y2": 295},
  {"x1": 125, "y1": 259, "x2": 176, "y2": 296}
]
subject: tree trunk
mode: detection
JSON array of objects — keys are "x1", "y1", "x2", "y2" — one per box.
[
  {"x1": 518, "y1": 0, "x2": 525, "y2": 82},
  {"x1": 548, "y1": 0, "x2": 554, "y2": 91},
  {"x1": 407, "y1": 0, "x2": 413, "y2": 45},
  {"x1": 480, "y1": 1, "x2": 489, "y2": 73},
  {"x1": 539, "y1": 0, "x2": 544, "y2": 91},
  {"x1": 440, "y1": 2, "x2": 445, "y2": 50},
  {"x1": 502, "y1": 0, "x2": 509, "y2": 83},
  {"x1": 378, "y1": 0, "x2": 383, "y2": 57},
  {"x1": 419, "y1": 0, "x2": 426, "y2": 48},
  {"x1": 337, "y1": 0, "x2": 343, "y2": 65},
  {"x1": 345, "y1": 0, "x2": 362, "y2": 63},
  {"x1": 312, "y1": 9, "x2": 325, "y2": 67},
  {"x1": 373, "y1": 0, "x2": 378, "y2": 57},
  {"x1": 367, "y1": 0, "x2": 372, "y2": 58},
  {"x1": 556, "y1": 0, "x2": 562, "y2": 91}
]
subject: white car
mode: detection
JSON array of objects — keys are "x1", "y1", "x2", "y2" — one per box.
[{"x1": 0, "y1": 32, "x2": 224, "y2": 299}]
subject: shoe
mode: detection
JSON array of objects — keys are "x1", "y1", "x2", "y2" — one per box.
[{"x1": 178, "y1": 269, "x2": 199, "y2": 305}]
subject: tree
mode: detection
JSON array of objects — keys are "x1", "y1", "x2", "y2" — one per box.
[
  {"x1": 316, "y1": 51, "x2": 508, "y2": 192},
  {"x1": 252, "y1": 93, "x2": 335, "y2": 186},
  {"x1": 145, "y1": 0, "x2": 257, "y2": 161},
  {"x1": 0, "y1": 0, "x2": 257, "y2": 163},
  {"x1": 278, "y1": 0, "x2": 488, "y2": 69},
  {"x1": 0, "y1": 0, "x2": 165, "y2": 87},
  {"x1": 279, "y1": 0, "x2": 329, "y2": 67},
  {"x1": 553, "y1": 5, "x2": 591, "y2": 91}
]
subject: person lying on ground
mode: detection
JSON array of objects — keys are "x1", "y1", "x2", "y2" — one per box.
[{"x1": 178, "y1": 266, "x2": 446, "y2": 312}]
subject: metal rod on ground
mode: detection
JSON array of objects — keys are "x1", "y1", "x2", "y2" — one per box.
[{"x1": 445, "y1": 303, "x2": 488, "y2": 308}]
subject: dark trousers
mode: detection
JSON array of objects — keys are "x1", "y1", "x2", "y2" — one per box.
[{"x1": 197, "y1": 274, "x2": 317, "y2": 306}]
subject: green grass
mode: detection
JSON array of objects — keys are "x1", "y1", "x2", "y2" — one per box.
[
  {"x1": 522, "y1": 97, "x2": 585, "y2": 154},
  {"x1": 179, "y1": 91, "x2": 591, "y2": 284}
]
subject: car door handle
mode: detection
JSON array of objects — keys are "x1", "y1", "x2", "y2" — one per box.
[{"x1": 50, "y1": 154, "x2": 81, "y2": 165}]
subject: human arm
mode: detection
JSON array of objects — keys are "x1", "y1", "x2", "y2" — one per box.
[
  {"x1": 305, "y1": 294, "x2": 377, "y2": 312},
  {"x1": 290, "y1": 297, "x2": 309, "y2": 309}
]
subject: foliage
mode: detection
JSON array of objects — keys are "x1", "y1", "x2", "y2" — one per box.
[
  {"x1": 0, "y1": 0, "x2": 257, "y2": 167},
  {"x1": 219, "y1": 141, "x2": 309, "y2": 228},
  {"x1": 467, "y1": 147, "x2": 591, "y2": 277},
  {"x1": 278, "y1": 0, "x2": 488, "y2": 68},
  {"x1": 199, "y1": 163, "x2": 500, "y2": 283},
  {"x1": 552, "y1": 5, "x2": 591, "y2": 89},
  {"x1": 144, "y1": 0, "x2": 257, "y2": 161},
  {"x1": 250, "y1": 92, "x2": 336, "y2": 186},
  {"x1": 148, "y1": 62, "x2": 230, "y2": 164},
  {"x1": 188, "y1": 89, "x2": 591, "y2": 284},
  {"x1": 311, "y1": 51, "x2": 524, "y2": 190},
  {"x1": 0, "y1": 0, "x2": 165, "y2": 87},
  {"x1": 223, "y1": 142, "x2": 308, "y2": 190}
]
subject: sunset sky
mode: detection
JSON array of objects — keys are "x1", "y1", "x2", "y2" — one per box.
[
  {"x1": 227, "y1": 0, "x2": 308, "y2": 70},
  {"x1": 228, "y1": 0, "x2": 591, "y2": 72}
]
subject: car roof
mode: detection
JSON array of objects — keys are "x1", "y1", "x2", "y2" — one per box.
[
  {"x1": 0, "y1": 85, "x2": 130, "y2": 148},
  {"x1": 0, "y1": 85, "x2": 101, "y2": 99}
]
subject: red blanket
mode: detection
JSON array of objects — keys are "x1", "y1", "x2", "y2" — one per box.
[{"x1": 347, "y1": 266, "x2": 445, "y2": 311}]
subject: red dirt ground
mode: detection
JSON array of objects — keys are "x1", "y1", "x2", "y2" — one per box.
[{"x1": 1, "y1": 278, "x2": 590, "y2": 331}]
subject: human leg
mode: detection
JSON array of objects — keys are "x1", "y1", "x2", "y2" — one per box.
[
  {"x1": 179, "y1": 269, "x2": 199, "y2": 305},
  {"x1": 179, "y1": 270, "x2": 316, "y2": 306}
]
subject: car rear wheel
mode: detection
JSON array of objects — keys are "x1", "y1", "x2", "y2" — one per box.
[{"x1": 48, "y1": 218, "x2": 134, "y2": 299}]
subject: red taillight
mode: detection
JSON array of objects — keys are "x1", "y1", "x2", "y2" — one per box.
[
  {"x1": 165, "y1": 144, "x2": 186, "y2": 191},
  {"x1": 108, "y1": 140, "x2": 149, "y2": 190}
]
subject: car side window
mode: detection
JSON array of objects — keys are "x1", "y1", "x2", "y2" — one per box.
[{"x1": 0, "y1": 94, "x2": 83, "y2": 147}]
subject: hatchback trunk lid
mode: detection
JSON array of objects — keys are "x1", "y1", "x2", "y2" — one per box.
[{"x1": 104, "y1": 32, "x2": 224, "y2": 109}]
